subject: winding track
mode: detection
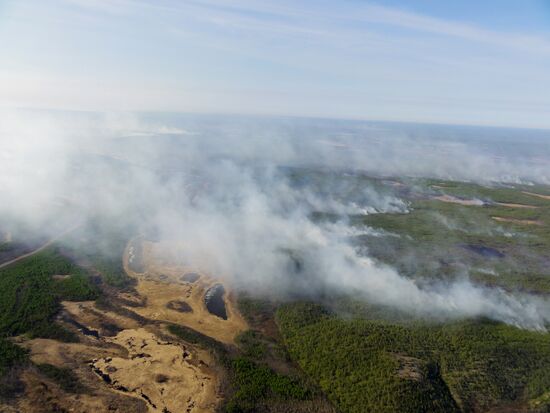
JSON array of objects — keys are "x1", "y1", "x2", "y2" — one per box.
[{"x1": 0, "y1": 224, "x2": 80, "y2": 270}]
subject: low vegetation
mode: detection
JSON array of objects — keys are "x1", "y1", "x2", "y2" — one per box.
[
  {"x1": 0, "y1": 339, "x2": 27, "y2": 377},
  {"x1": 0, "y1": 339, "x2": 27, "y2": 399},
  {"x1": 168, "y1": 323, "x2": 316, "y2": 412},
  {"x1": 36, "y1": 363, "x2": 86, "y2": 393}
]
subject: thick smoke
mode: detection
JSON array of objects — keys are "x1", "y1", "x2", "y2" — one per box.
[{"x1": 1, "y1": 110, "x2": 549, "y2": 330}]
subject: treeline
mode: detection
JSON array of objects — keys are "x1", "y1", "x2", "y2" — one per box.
[
  {"x1": 0, "y1": 247, "x2": 99, "y2": 339},
  {"x1": 0, "y1": 247, "x2": 100, "y2": 398},
  {"x1": 276, "y1": 302, "x2": 550, "y2": 413}
]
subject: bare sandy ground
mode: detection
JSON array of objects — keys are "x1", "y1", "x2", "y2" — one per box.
[
  {"x1": 130, "y1": 279, "x2": 246, "y2": 345},
  {"x1": 18, "y1": 301, "x2": 223, "y2": 413},
  {"x1": 385, "y1": 180, "x2": 405, "y2": 187},
  {"x1": 7, "y1": 235, "x2": 247, "y2": 413},
  {"x1": 522, "y1": 191, "x2": 550, "y2": 201},
  {"x1": 16, "y1": 338, "x2": 147, "y2": 413},
  {"x1": 63, "y1": 300, "x2": 142, "y2": 331},
  {"x1": 492, "y1": 216, "x2": 543, "y2": 226},
  {"x1": 91, "y1": 327, "x2": 220, "y2": 413},
  {"x1": 433, "y1": 194, "x2": 484, "y2": 206},
  {"x1": 495, "y1": 202, "x2": 539, "y2": 209},
  {"x1": 123, "y1": 239, "x2": 247, "y2": 345},
  {"x1": 16, "y1": 368, "x2": 147, "y2": 413}
]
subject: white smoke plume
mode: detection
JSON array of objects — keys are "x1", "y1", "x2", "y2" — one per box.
[{"x1": 1, "y1": 110, "x2": 549, "y2": 330}]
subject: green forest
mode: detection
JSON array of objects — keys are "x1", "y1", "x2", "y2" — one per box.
[
  {"x1": 276, "y1": 302, "x2": 550, "y2": 413},
  {"x1": 0, "y1": 247, "x2": 99, "y2": 397}
]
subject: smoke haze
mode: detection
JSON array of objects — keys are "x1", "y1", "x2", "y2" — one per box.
[{"x1": 1, "y1": 109, "x2": 549, "y2": 330}]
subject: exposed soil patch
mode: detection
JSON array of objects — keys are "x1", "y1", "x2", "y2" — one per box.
[
  {"x1": 123, "y1": 240, "x2": 247, "y2": 344},
  {"x1": 89, "y1": 328, "x2": 219, "y2": 413},
  {"x1": 15, "y1": 336, "x2": 148, "y2": 412},
  {"x1": 494, "y1": 202, "x2": 538, "y2": 209},
  {"x1": 433, "y1": 195, "x2": 484, "y2": 206},
  {"x1": 492, "y1": 217, "x2": 543, "y2": 226},
  {"x1": 394, "y1": 354, "x2": 425, "y2": 382},
  {"x1": 23, "y1": 298, "x2": 223, "y2": 412},
  {"x1": 522, "y1": 191, "x2": 550, "y2": 201},
  {"x1": 62, "y1": 301, "x2": 140, "y2": 335},
  {"x1": 52, "y1": 274, "x2": 71, "y2": 280},
  {"x1": 11, "y1": 237, "x2": 247, "y2": 413},
  {"x1": 14, "y1": 368, "x2": 148, "y2": 413}
]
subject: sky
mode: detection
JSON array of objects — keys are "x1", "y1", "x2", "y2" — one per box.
[{"x1": 0, "y1": 0, "x2": 550, "y2": 128}]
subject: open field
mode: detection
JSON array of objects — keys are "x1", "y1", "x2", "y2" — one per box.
[{"x1": 122, "y1": 239, "x2": 248, "y2": 345}]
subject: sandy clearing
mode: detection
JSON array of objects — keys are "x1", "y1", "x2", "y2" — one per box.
[
  {"x1": 394, "y1": 354, "x2": 425, "y2": 382},
  {"x1": 433, "y1": 194, "x2": 484, "y2": 206},
  {"x1": 17, "y1": 336, "x2": 147, "y2": 411},
  {"x1": 19, "y1": 337, "x2": 125, "y2": 367},
  {"x1": 15, "y1": 368, "x2": 147, "y2": 413},
  {"x1": 52, "y1": 274, "x2": 71, "y2": 280},
  {"x1": 62, "y1": 300, "x2": 142, "y2": 332},
  {"x1": 492, "y1": 216, "x2": 543, "y2": 226},
  {"x1": 90, "y1": 327, "x2": 220, "y2": 413},
  {"x1": 130, "y1": 279, "x2": 246, "y2": 344},
  {"x1": 495, "y1": 202, "x2": 539, "y2": 209},
  {"x1": 522, "y1": 191, "x2": 550, "y2": 201},
  {"x1": 123, "y1": 239, "x2": 247, "y2": 345},
  {"x1": 21, "y1": 301, "x2": 222, "y2": 413},
  {"x1": 385, "y1": 180, "x2": 405, "y2": 187},
  {"x1": 12, "y1": 234, "x2": 246, "y2": 413}
]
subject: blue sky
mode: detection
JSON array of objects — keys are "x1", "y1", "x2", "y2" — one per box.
[{"x1": 1, "y1": 0, "x2": 550, "y2": 128}]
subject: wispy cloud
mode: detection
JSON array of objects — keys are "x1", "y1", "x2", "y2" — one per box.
[
  {"x1": 1, "y1": 0, "x2": 549, "y2": 127},
  {"x1": 163, "y1": 0, "x2": 550, "y2": 54}
]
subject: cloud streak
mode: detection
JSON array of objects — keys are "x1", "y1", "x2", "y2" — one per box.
[{"x1": 1, "y1": 1, "x2": 550, "y2": 127}]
